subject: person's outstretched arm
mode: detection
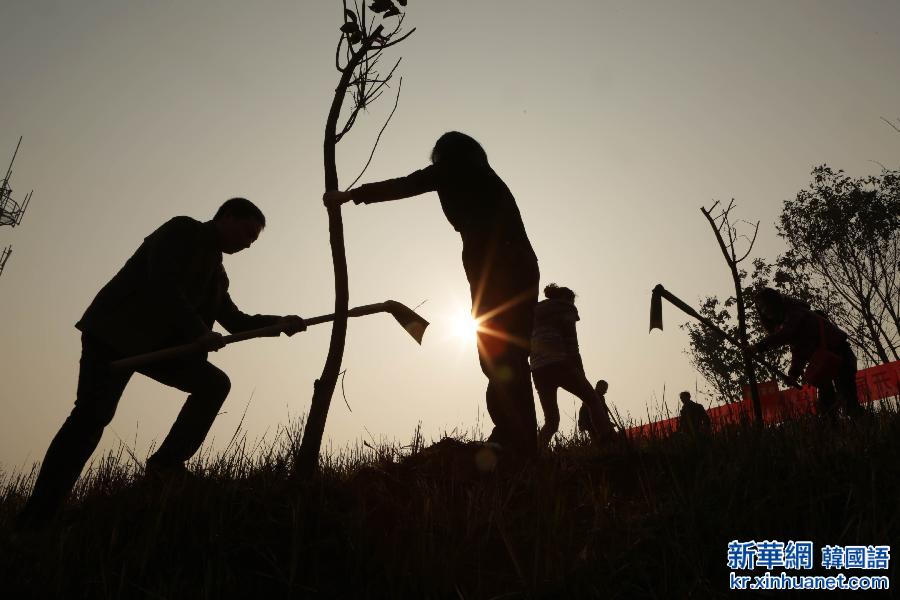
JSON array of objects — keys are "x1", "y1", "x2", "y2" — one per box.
[
  {"x1": 323, "y1": 164, "x2": 442, "y2": 207},
  {"x1": 217, "y1": 291, "x2": 306, "y2": 337},
  {"x1": 747, "y1": 309, "x2": 804, "y2": 355}
]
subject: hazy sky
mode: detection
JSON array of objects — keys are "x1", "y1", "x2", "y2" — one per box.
[{"x1": 1, "y1": 0, "x2": 898, "y2": 472}]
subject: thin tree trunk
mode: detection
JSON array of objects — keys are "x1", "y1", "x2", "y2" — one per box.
[
  {"x1": 701, "y1": 205, "x2": 763, "y2": 423},
  {"x1": 294, "y1": 32, "x2": 381, "y2": 478}
]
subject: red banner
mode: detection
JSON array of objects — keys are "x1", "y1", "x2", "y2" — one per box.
[{"x1": 626, "y1": 359, "x2": 900, "y2": 439}]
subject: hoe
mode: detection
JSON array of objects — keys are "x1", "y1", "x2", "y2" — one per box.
[
  {"x1": 111, "y1": 300, "x2": 429, "y2": 371},
  {"x1": 650, "y1": 283, "x2": 800, "y2": 388}
]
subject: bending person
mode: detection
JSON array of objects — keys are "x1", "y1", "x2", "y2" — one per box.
[
  {"x1": 747, "y1": 287, "x2": 862, "y2": 418},
  {"x1": 530, "y1": 284, "x2": 609, "y2": 448},
  {"x1": 325, "y1": 132, "x2": 540, "y2": 457},
  {"x1": 18, "y1": 198, "x2": 306, "y2": 528}
]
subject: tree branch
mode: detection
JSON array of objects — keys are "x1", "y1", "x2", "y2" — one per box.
[
  {"x1": 372, "y1": 27, "x2": 416, "y2": 50},
  {"x1": 346, "y1": 77, "x2": 402, "y2": 190},
  {"x1": 880, "y1": 116, "x2": 900, "y2": 133}
]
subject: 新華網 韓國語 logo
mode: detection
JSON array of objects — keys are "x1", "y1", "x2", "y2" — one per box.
[{"x1": 726, "y1": 540, "x2": 890, "y2": 591}]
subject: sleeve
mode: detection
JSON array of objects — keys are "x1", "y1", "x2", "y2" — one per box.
[
  {"x1": 753, "y1": 313, "x2": 801, "y2": 353},
  {"x1": 216, "y1": 290, "x2": 282, "y2": 335},
  {"x1": 556, "y1": 304, "x2": 579, "y2": 341},
  {"x1": 787, "y1": 353, "x2": 805, "y2": 379},
  {"x1": 352, "y1": 164, "x2": 442, "y2": 204},
  {"x1": 143, "y1": 218, "x2": 210, "y2": 341},
  {"x1": 558, "y1": 320, "x2": 578, "y2": 342}
]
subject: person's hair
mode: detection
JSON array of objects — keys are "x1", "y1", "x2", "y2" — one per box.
[
  {"x1": 214, "y1": 197, "x2": 266, "y2": 227},
  {"x1": 755, "y1": 287, "x2": 782, "y2": 310},
  {"x1": 755, "y1": 287, "x2": 787, "y2": 328},
  {"x1": 430, "y1": 131, "x2": 488, "y2": 166},
  {"x1": 544, "y1": 283, "x2": 576, "y2": 301},
  {"x1": 596, "y1": 380, "x2": 609, "y2": 394},
  {"x1": 679, "y1": 391, "x2": 691, "y2": 402}
]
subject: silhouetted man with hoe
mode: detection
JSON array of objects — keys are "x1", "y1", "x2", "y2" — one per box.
[
  {"x1": 324, "y1": 131, "x2": 540, "y2": 458},
  {"x1": 530, "y1": 284, "x2": 610, "y2": 449},
  {"x1": 678, "y1": 391, "x2": 711, "y2": 435},
  {"x1": 746, "y1": 287, "x2": 862, "y2": 419},
  {"x1": 18, "y1": 198, "x2": 306, "y2": 527}
]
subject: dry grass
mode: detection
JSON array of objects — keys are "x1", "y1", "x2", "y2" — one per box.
[{"x1": 1, "y1": 403, "x2": 898, "y2": 599}]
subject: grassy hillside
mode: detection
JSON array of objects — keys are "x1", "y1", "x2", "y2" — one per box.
[{"x1": 2, "y1": 406, "x2": 898, "y2": 599}]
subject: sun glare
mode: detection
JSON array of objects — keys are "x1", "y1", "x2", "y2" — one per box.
[{"x1": 451, "y1": 312, "x2": 481, "y2": 343}]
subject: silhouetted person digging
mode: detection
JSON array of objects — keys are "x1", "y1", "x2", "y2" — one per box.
[
  {"x1": 18, "y1": 198, "x2": 306, "y2": 527},
  {"x1": 530, "y1": 284, "x2": 610, "y2": 448},
  {"x1": 324, "y1": 131, "x2": 540, "y2": 458},
  {"x1": 678, "y1": 391, "x2": 711, "y2": 435},
  {"x1": 747, "y1": 287, "x2": 862, "y2": 418}
]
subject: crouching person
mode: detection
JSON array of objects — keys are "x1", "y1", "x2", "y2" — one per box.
[
  {"x1": 17, "y1": 198, "x2": 306, "y2": 528},
  {"x1": 578, "y1": 380, "x2": 617, "y2": 442}
]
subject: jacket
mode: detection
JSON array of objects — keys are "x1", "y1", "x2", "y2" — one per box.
[
  {"x1": 352, "y1": 160, "x2": 538, "y2": 273},
  {"x1": 76, "y1": 216, "x2": 279, "y2": 355},
  {"x1": 530, "y1": 298, "x2": 581, "y2": 370},
  {"x1": 753, "y1": 301, "x2": 849, "y2": 377}
]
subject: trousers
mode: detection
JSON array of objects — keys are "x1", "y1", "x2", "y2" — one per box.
[
  {"x1": 816, "y1": 342, "x2": 862, "y2": 417},
  {"x1": 21, "y1": 333, "x2": 231, "y2": 520},
  {"x1": 465, "y1": 248, "x2": 540, "y2": 457}
]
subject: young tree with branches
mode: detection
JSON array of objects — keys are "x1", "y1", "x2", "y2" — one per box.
[
  {"x1": 681, "y1": 257, "x2": 815, "y2": 405},
  {"x1": 696, "y1": 200, "x2": 764, "y2": 422},
  {"x1": 295, "y1": 0, "x2": 414, "y2": 478},
  {"x1": 685, "y1": 167, "x2": 900, "y2": 410}
]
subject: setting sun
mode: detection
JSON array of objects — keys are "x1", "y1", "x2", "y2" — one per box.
[{"x1": 451, "y1": 312, "x2": 481, "y2": 343}]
